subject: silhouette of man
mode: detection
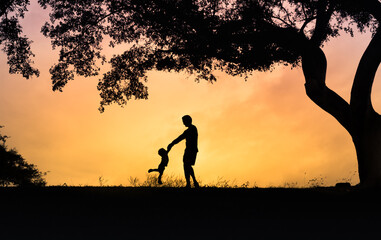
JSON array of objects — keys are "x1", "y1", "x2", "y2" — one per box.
[{"x1": 168, "y1": 115, "x2": 199, "y2": 188}]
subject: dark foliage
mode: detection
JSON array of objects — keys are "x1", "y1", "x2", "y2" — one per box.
[
  {"x1": 0, "y1": 126, "x2": 46, "y2": 187},
  {"x1": 0, "y1": 0, "x2": 378, "y2": 110},
  {"x1": 35, "y1": 0, "x2": 379, "y2": 112},
  {"x1": 0, "y1": 1, "x2": 378, "y2": 110},
  {"x1": 0, "y1": 0, "x2": 39, "y2": 78}
]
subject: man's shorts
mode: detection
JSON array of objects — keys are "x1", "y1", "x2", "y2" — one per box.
[{"x1": 183, "y1": 149, "x2": 198, "y2": 166}]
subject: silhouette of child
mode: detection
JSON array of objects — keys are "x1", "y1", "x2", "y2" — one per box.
[{"x1": 148, "y1": 148, "x2": 169, "y2": 184}]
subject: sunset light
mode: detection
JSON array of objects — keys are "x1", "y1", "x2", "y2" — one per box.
[{"x1": 1, "y1": 1, "x2": 379, "y2": 187}]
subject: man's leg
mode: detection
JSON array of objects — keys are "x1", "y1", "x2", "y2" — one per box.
[
  {"x1": 183, "y1": 164, "x2": 191, "y2": 187},
  {"x1": 189, "y1": 166, "x2": 199, "y2": 188},
  {"x1": 188, "y1": 151, "x2": 199, "y2": 187}
]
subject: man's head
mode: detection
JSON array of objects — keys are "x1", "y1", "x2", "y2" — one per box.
[{"x1": 182, "y1": 115, "x2": 192, "y2": 127}]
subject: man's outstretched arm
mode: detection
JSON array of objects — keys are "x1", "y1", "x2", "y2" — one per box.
[{"x1": 167, "y1": 133, "x2": 186, "y2": 151}]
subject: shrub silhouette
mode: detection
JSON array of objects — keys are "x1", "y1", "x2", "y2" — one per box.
[
  {"x1": 0, "y1": 126, "x2": 46, "y2": 187},
  {"x1": 129, "y1": 174, "x2": 187, "y2": 187},
  {"x1": 129, "y1": 174, "x2": 255, "y2": 188}
]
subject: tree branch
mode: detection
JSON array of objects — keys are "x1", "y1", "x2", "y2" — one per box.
[
  {"x1": 271, "y1": 15, "x2": 294, "y2": 28},
  {"x1": 350, "y1": 29, "x2": 381, "y2": 114},
  {"x1": 302, "y1": 46, "x2": 352, "y2": 132},
  {"x1": 310, "y1": 0, "x2": 333, "y2": 46},
  {"x1": 299, "y1": 16, "x2": 317, "y2": 34}
]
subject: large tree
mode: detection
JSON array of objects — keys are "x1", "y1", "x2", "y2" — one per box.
[{"x1": 1, "y1": 0, "x2": 381, "y2": 186}]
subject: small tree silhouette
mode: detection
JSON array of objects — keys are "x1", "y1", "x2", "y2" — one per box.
[{"x1": 0, "y1": 126, "x2": 46, "y2": 187}]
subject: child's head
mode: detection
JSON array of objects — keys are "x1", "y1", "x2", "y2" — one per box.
[{"x1": 158, "y1": 148, "x2": 167, "y2": 156}]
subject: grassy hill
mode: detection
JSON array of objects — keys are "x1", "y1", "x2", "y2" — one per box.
[{"x1": 0, "y1": 187, "x2": 380, "y2": 239}]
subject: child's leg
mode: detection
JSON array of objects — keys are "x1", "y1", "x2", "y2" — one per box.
[
  {"x1": 157, "y1": 167, "x2": 165, "y2": 184},
  {"x1": 158, "y1": 171, "x2": 163, "y2": 184},
  {"x1": 148, "y1": 168, "x2": 159, "y2": 173}
]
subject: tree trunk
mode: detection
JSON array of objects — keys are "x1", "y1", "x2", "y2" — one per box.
[
  {"x1": 301, "y1": 30, "x2": 381, "y2": 187},
  {"x1": 350, "y1": 29, "x2": 381, "y2": 187},
  {"x1": 352, "y1": 113, "x2": 381, "y2": 187}
]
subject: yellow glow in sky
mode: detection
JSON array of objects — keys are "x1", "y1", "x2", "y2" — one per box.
[{"x1": 1, "y1": 2, "x2": 380, "y2": 186}]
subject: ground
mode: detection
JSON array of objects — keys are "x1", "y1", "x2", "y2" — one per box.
[{"x1": 0, "y1": 187, "x2": 380, "y2": 239}]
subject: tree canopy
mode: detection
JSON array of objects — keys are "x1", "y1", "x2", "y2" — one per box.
[
  {"x1": 1, "y1": 0, "x2": 379, "y2": 112},
  {"x1": 0, "y1": 0, "x2": 39, "y2": 78}
]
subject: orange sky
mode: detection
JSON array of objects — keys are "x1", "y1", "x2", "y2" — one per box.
[{"x1": 0, "y1": 1, "x2": 379, "y2": 187}]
